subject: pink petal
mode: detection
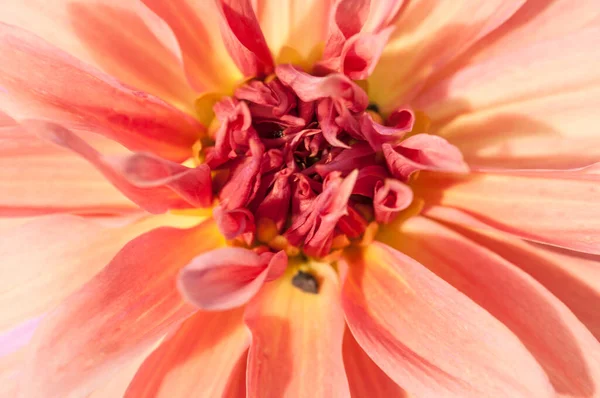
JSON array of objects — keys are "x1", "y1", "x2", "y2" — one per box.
[
  {"x1": 340, "y1": 242, "x2": 553, "y2": 397},
  {"x1": 141, "y1": 0, "x2": 241, "y2": 91},
  {"x1": 0, "y1": 22, "x2": 201, "y2": 161},
  {"x1": 285, "y1": 170, "x2": 358, "y2": 257},
  {"x1": 416, "y1": 166, "x2": 600, "y2": 254},
  {"x1": 382, "y1": 134, "x2": 468, "y2": 181},
  {"x1": 373, "y1": 178, "x2": 413, "y2": 223},
  {"x1": 1, "y1": 0, "x2": 197, "y2": 111},
  {"x1": 340, "y1": 27, "x2": 394, "y2": 80},
  {"x1": 343, "y1": 328, "x2": 408, "y2": 398},
  {"x1": 178, "y1": 248, "x2": 287, "y2": 310},
  {"x1": 245, "y1": 263, "x2": 350, "y2": 397},
  {"x1": 359, "y1": 110, "x2": 414, "y2": 151},
  {"x1": 276, "y1": 65, "x2": 368, "y2": 112},
  {"x1": 369, "y1": 0, "x2": 526, "y2": 111},
  {"x1": 125, "y1": 308, "x2": 249, "y2": 398},
  {"x1": 216, "y1": 0, "x2": 275, "y2": 78},
  {"x1": 24, "y1": 121, "x2": 211, "y2": 214},
  {"x1": 20, "y1": 219, "x2": 225, "y2": 397},
  {"x1": 385, "y1": 216, "x2": 600, "y2": 396},
  {"x1": 415, "y1": 27, "x2": 600, "y2": 169},
  {"x1": 425, "y1": 215, "x2": 600, "y2": 341}
]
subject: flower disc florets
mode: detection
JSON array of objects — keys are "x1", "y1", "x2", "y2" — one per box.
[{"x1": 200, "y1": 64, "x2": 465, "y2": 259}]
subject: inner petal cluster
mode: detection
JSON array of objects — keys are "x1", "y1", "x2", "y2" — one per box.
[{"x1": 198, "y1": 65, "x2": 465, "y2": 259}]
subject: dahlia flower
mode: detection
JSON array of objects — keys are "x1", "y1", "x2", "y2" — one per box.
[{"x1": 1, "y1": 0, "x2": 599, "y2": 396}]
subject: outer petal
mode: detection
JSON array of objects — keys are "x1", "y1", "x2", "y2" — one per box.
[
  {"x1": 0, "y1": 125, "x2": 136, "y2": 216},
  {"x1": 0, "y1": 23, "x2": 201, "y2": 161},
  {"x1": 20, "y1": 218, "x2": 225, "y2": 397},
  {"x1": 26, "y1": 121, "x2": 212, "y2": 214},
  {"x1": 342, "y1": 328, "x2": 408, "y2": 398},
  {"x1": 425, "y1": 215, "x2": 600, "y2": 341},
  {"x1": 1, "y1": 0, "x2": 197, "y2": 112},
  {"x1": 245, "y1": 263, "x2": 350, "y2": 398},
  {"x1": 0, "y1": 214, "x2": 204, "y2": 333},
  {"x1": 414, "y1": 27, "x2": 600, "y2": 169},
  {"x1": 178, "y1": 248, "x2": 287, "y2": 310},
  {"x1": 340, "y1": 242, "x2": 553, "y2": 397},
  {"x1": 415, "y1": 166, "x2": 600, "y2": 254},
  {"x1": 216, "y1": 0, "x2": 275, "y2": 78},
  {"x1": 141, "y1": 0, "x2": 241, "y2": 91},
  {"x1": 369, "y1": 0, "x2": 526, "y2": 111},
  {"x1": 125, "y1": 308, "x2": 249, "y2": 398},
  {"x1": 383, "y1": 217, "x2": 600, "y2": 396},
  {"x1": 88, "y1": 341, "x2": 163, "y2": 398}
]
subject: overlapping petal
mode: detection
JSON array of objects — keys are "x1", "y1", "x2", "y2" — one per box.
[
  {"x1": 0, "y1": 22, "x2": 201, "y2": 161},
  {"x1": 414, "y1": 26, "x2": 600, "y2": 169},
  {"x1": 425, "y1": 217, "x2": 600, "y2": 341},
  {"x1": 23, "y1": 121, "x2": 212, "y2": 214},
  {"x1": 20, "y1": 219, "x2": 224, "y2": 397},
  {"x1": 370, "y1": 0, "x2": 527, "y2": 111},
  {"x1": 125, "y1": 308, "x2": 249, "y2": 398},
  {"x1": 340, "y1": 242, "x2": 553, "y2": 397},
  {"x1": 415, "y1": 166, "x2": 600, "y2": 254},
  {"x1": 383, "y1": 216, "x2": 600, "y2": 396},
  {"x1": 0, "y1": 0, "x2": 197, "y2": 111}
]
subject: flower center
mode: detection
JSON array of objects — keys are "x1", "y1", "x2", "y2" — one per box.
[{"x1": 196, "y1": 65, "x2": 426, "y2": 260}]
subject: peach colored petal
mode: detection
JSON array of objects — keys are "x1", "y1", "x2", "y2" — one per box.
[
  {"x1": 178, "y1": 249, "x2": 286, "y2": 310},
  {"x1": 413, "y1": 25, "x2": 600, "y2": 169},
  {"x1": 462, "y1": 0, "x2": 600, "y2": 64},
  {"x1": 424, "y1": 216, "x2": 600, "y2": 341},
  {"x1": 415, "y1": 27, "x2": 600, "y2": 130},
  {"x1": 0, "y1": 153, "x2": 136, "y2": 216},
  {"x1": 23, "y1": 121, "x2": 212, "y2": 214},
  {"x1": 340, "y1": 242, "x2": 553, "y2": 397},
  {"x1": 20, "y1": 218, "x2": 224, "y2": 397},
  {"x1": 415, "y1": 167, "x2": 600, "y2": 254},
  {"x1": 342, "y1": 328, "x2": 407, "y2": 398},
  {"x1": 125, "y1": 308, "x2": 249, "y2": 398},
  {"x1": 0, "y1": 346, "x2": 27, "y2": 397},
  {"x1": 255, "y1": 0, "x2": 332, "y2": 61},
  {"x1": 369, "y1": 0, "x2": 526, "y2": 111},
  {"x1": 88, "y1": 339, "x2": 164, "y2": 398},
  {"x1": 427, "y1": 87, "x2": 600, "y2": 169},
  {"x1": 0, "y1": 114, "x2": 137, "y2": 216},
  {"x1": 245, "y1": 263, "x2": 350, "y2": 398},
  {"x1": 0, "y1": 0, "x2": 197, "y2": 112},
  {"x1": 0, "y1": 213, "x2": 205, "y2": 333},
  {"x1": 0, "y1": 23, "x2": 201, "y2": 161},
  {"x1": 383, "y1": 216, "x2": 600, "y2": 396},
  {"x1": 141, "y1": 0, "x2": 241, "y2": 92}
]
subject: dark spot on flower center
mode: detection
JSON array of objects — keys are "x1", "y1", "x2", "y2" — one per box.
[
  {"x1": 367, "y1": 102, "x2": 380, "y2": 113},
  {"x1": 291, "y1": 270, "x2": 319, "y2": 294},
  {"x1": 270, "y1": 129, "x2": 285, "y2": 138}
]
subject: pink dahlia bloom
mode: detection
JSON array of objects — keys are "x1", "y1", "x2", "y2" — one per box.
[{"x1": 1, "y1": 0, "x2": 599, "y2": 396}]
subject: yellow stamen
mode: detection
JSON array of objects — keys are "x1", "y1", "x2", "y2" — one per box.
[{"x1": 256, "y1": 218, "x2": 278, "y2": 243}]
